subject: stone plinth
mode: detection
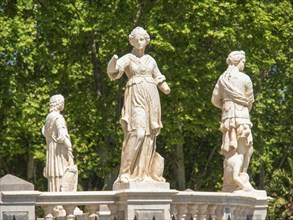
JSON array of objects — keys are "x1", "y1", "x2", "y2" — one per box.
[
  {"x1": 113, "y1": 182, "x2": 177, "y2": 220},
  {"x1": 0, "y1": 174, "x2": 34, "y2": 191},
  {"x1": 0, "y1": 174, "x2": 38, "y2": 220},
  {"x1": 113, "y1": 181, "x2": 170, "y2": 191}
]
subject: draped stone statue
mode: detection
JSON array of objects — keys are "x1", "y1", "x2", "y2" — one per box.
[
  {"x1": 42, "y1": 94, "x2": 77, "y2": 192},
  {"x1": 211, "y1": 51, "x2": 254, "y2": 192},
  {"x1": 107, "y1": 27, "x2": 171, "y2": 184}
]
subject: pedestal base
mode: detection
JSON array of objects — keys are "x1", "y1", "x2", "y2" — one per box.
[
  {"x1": 233, "y1": 189, "x2": 267, "y2": 198},
  {"x1": 113, "y1": 181, "x2": 170, "y2": 191},
  {"x1": 112, "y1": 182, "x2": 176, "y2": 220}
]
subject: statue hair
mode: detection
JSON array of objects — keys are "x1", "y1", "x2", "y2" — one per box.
[
  {"x1": 224, "y1": 51, "x2": 246, "y2": 77},
  {"x1": 226, "y1": 51, "x2": 245, "y2": 66},
  {"x1": 49, "y1": 94, "x2": 64, "y2": 112},
  {"x1": 129, "y1": 27, "x2": 150, "y2": 46}
]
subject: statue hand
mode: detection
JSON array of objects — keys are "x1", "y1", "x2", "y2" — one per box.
[{"x1": 159, "y1": 82, "x2": 171, "y2": 95}]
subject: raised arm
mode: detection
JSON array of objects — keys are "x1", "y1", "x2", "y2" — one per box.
[
  {"x1": 107, "y1": 54, "x2": 119, "y2": 78},
  {"x1": 107, "y1": 54, "x2": 129, "y2": 80}
]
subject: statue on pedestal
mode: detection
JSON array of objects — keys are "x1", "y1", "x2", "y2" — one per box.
[
  {"x1": 42, "y1": 94, "x2": 77, "y2": 192},
  {"x1": 211, "y1": 51, "x2": 254, "y2": 192},
  {"x1": 107, "y1": 27, "x2": 171, "y2": 184}
]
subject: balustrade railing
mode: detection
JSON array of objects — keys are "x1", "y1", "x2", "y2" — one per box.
[{"x1": 0, "y1": 189, "x2": 269, "y2": 220}]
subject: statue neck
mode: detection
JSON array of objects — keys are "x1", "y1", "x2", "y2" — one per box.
[{"x1": 132, "y1": 48, "x2": 145, "y2": 58}]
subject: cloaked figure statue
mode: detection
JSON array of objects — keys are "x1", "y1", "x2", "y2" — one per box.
[{"x1": 212, "y1": 51, "x2": 254, "y2": 192}]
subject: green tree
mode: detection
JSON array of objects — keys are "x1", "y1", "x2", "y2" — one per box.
[
  {"x1": 0, "y1": 3, "x2": 292, "y2": 218},
  {"x1": 266, "y1": 158, "x2": 293, "y2": 219}
]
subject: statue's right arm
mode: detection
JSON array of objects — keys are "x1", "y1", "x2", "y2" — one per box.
[
  {"x1": 211, "y1": 95, "x2": 222, "y2": 109},
  {"x1": 56, "y1": 117, "x2": 72, "y2": 149},
  {"x1": 107, "y1": 54, "x2": 119, "y2": 79},
  {"x1": 211, "y1": 82, "x2": 223, "y2": 109}
]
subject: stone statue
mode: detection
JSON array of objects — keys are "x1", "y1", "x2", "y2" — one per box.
[
  {"x1": 107, "y1": 27, "x2": 171, "y2": 184},
  {"x1": 211, "y1": 51, "x2": 254, "y2": 192},
  {"x1": 42, "y1": 94, "x2": 77, "y2": 192}
]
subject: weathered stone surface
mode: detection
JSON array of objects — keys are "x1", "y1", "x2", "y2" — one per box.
[
  {"x1": 107, "y1": 27, "x2": 170, "y2": 184},
  {"x1": 0, "y1": 174, "x2": 34, "y2": 191},
  {"x1": 42, "y1": 94, "x2": 78, "y2": 193},
  {"x1": 234, "y1": 189, "x2": 268, "y2": 198},
  {"x1": 212, "y1": 51, "x2": 255, "y2": 192},
  {"x1": 113, "y1": 181, "x2": 170, "y2": 191},
  {"x1": 0, "y1": 176, "x2": 38, "y2": 220}
]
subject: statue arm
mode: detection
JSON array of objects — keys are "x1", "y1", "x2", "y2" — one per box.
[
  {"x1": 158, "y1": 82, "x2": 171, "y2": 95},
  {"x1": 107, "y1": 54, "x2": 128, "y2": 80},
  {"x1": 152, "y1": 59, "x2": 171, "y2": 95},
  {"x1": 107, "y1": 54, "x2": 119, "y2": 78},
  {"x1": 246, "y1": 79, "x2": 254, "y2": 111},
  {"x1": 211, "y1": 81, "x2": 223, "y2": 109},
  {"x1": 56, "y1": 116, "x2": 72, "y2": 149}
]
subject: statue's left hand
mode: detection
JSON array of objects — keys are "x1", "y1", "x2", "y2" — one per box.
[{"x1": 159, "y1": 82, "x2": 171, "y2": 95}]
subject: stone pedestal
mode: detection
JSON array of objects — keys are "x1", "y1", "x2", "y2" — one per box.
[
  {"x1": 0, "y1": 175, "x2": 34, "y2": 191},
  {"x1": 113, "y1": 182, "x2": 170, "y2": 191},
  {"x1": 0, "y1": 174, "x2": 39, "y2": 220},
  {"x1": 113, "y1": 182, "x2": 177, "y2": 220}
]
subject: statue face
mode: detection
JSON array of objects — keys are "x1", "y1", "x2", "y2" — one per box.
[
  {"x1": 132, "y1": 34, "x2": 147, "y2": 50},
  {"x1": 59, "y1": 101, "x2": 64, "y2": 112},
  {"x1": 237, "y1": 59, "x2": 245, "y2": 71}
]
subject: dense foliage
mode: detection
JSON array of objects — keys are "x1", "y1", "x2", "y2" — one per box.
[{"x1": 0, "y1": 0, "x2": 292, "y2": 218}]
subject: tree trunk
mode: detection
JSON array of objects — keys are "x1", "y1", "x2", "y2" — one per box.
[
  {"x1": 91, "y1": 33, "x2": 119, "y2": 190},
  {"x1": 258, "y1": 163, "x2": 265, "y2": 190},
  {"x1": 91, "y1": 35, "x2": 103, "y2": 98},
  {"x1": 173, "y1": 143, "x2": 186, "y2": 190},
  {"x1": 27, "y1": 148, "x2": 35, "y2": 182}
]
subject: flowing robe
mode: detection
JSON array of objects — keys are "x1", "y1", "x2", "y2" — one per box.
[{"x1": 110, "y1": 53, "x2": 166, "y2": 182}]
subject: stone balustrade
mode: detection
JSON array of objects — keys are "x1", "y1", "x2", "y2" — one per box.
[
  {"x1": 37, "y1": 191, "x2": 116, "y2": 220},
  {"x1": 0, "y1": 189, "x2": 269, "y2": 220},
  {"x1": 171, "y1": 190, "x2": 269, "y2": 220}
]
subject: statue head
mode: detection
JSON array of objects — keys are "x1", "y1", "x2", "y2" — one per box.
[
  {"x1": 226, "y1": 51, "x2": 246, "y2": 72},
  {"x1": 49, "y1": 94, "x2": 64, "y2": 112},
  {"x1": 129, "y1": 27, "x2": 150, "y2": 47}
]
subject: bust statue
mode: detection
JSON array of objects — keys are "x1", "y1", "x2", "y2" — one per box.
[
  {"x1": 107, "y1": 27, "x2": 170, "y2": 184},
  {"x1": 211, "y1": 51, "x2": 254, "y2": 192}
]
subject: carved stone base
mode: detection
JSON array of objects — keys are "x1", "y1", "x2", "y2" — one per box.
[
  {"x1": 233, "y1": 189, "x2": 268, "y2": 197},
  {"x1": 113, "y1": 182, "x2": 176, "y2": 220},
  {"x1": 113, "y1": 181, "x2": 170, "y2": 191}
]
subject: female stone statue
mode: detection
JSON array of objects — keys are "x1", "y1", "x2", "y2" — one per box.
[
  {"x1": 42, "y1": 94, "x2": 74, "y2": 191},
  {"x1": 107, "y1": 27, "x2": 170, "y2": 183},
  {"x1": 212, "y1": 51, "x2": 254, "y2": 192}
]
